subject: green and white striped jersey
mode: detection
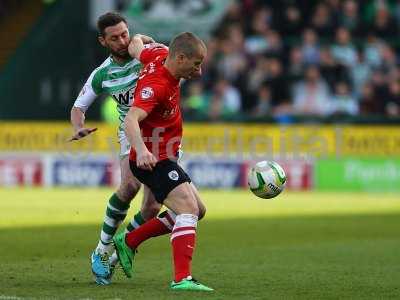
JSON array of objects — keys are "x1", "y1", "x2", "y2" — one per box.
[{"x1": 74, "y1": 56, "x2": 142, "y2": 141}]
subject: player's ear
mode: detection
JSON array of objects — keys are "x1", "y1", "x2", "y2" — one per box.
[{"x1": 98, "y1": 35, "x2": 106, "y2": 47}]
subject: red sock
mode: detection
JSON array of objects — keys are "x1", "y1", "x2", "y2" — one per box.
[
  {"x1": 125, "y1": 218, "x2": 170, "y2": 249},
  {"x1": 158, "y1": 210, "x2": 176, "y2": 230},
  {"x1": 171, "y1": 227, "x2": 196, "y2": 282}
]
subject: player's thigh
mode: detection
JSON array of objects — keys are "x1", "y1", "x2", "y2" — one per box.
[
  {"x1": 117, "y1": 155, "x2": 141, "y2": 200},
  {"x1": 163, "y1": 182, "x2": 198, "y2": 215},
  {"x1": 140, "y1": 185, "x2": 162, "y2": 220},
  {"x1": 130, "y1": 159, "x2": 190, "y2": 204},
  {"x1": 119, "y1": 136, "x2": 140, "y2": 189},
  {"x1": 189, "y1": 183, "x2": 206, "y2": 220}
]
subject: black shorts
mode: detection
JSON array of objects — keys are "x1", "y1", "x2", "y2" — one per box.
[{"x1": 130, "y1": 159, "x2": 191, "y2": 204}]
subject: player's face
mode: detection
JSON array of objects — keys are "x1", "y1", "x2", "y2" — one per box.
[
  {"x1": 179, "y1": 47, "x2": 207, "y2": 79},
  {"x1": 99, "y1": 21, "x2": 130, "y2": 60}
]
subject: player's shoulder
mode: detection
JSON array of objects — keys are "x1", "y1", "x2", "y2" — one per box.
[
  {"x1": 98, "y1": 56, "x2": 113, "y2": 69},
  {"x1": 87, "y1": 57, "x2": 112, "y2": 80},
  {"x1": 146, "y1": 65, "x2": 170, "y2": 82},
  {"x1": 94, "y1": 57, "x2": 141, "y2": 75},
  {"x1": 95, "y1": 57, "x2": 113, "y2": 72},
  {"x1": 140, "y1": 76, "x2": 167, "y2": 89},
  {"x1": 138, "y1": 75, "x2": 168, "y2": 99},
  {"x1": 140, "y1": 43, "x2": 169, "y2": 64}
]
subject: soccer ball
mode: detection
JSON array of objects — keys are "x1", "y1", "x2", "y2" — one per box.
[{"x1": 248, "y1": 161, "x2": 286, "y2": 199}]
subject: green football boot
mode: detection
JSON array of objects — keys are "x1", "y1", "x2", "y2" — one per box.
[
  {"x1": 112, "y1": 233, "x2": 135, "y2": 278},
  {"x1": 170, "y1": 277, "x2": 214, "y2": 291}
]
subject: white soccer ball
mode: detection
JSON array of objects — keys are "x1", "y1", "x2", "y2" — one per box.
[{"x1": 248, "y1": 161, "x2": 286, "y2": 199}]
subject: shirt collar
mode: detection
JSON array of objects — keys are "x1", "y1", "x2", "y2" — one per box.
[{"x1": 110, "y1": 55, "x2": 131, "y2": 67}]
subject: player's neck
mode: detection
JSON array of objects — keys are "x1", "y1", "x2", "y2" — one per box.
[
  {"x1": 164, "y1": 59, "x2": 181, "y2": 80},
  {"x1": 111, "y1": 55, "x2": 130, "y2": 65}
]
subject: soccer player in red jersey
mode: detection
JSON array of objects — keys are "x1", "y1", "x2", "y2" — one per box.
[{"x1": 113, "y1": 32, "x2": 213, "y2": 291}]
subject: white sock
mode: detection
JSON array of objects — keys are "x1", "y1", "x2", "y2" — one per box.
[
  {"x1": 96, "y1": 241, "x2": 113, "y2": 254},
  {"x1": 109, "y1": 251, "x2": 119, "y2": 266}
]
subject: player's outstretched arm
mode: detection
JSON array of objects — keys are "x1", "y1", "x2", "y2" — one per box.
[
  {"x1": 69, "y1": 106, "x2": 97, "y2": 141},
  {"x1": 125, "y1": 107, "x2": 157, "y2": 170},
  {"x1": 70, "y1": 68, "x2": 100, "y2": 142}
]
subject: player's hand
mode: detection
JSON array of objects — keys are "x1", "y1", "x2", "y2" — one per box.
[
  {"x1": 138, "y1": 34, "x2": 155, "y2": 44},
  {"x1": 68, "y1": 127, "x2": 97, "y2": 142},
  {"x1": 136, "y1": 149, "x2": 157, "y2": 171}
]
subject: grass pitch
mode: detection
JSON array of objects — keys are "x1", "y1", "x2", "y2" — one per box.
[{"x1": 0, "y1": 188, "x2": 399, "y2": 300}]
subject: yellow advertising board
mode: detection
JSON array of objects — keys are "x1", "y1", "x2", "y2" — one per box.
[
  {"x1": 183, "y1": 124, "x2": 400, "y2": 156},
  {"x1": 0, "y1": 122, "x2": 116, "y2": 153},
  {"x1": 0, "y1": 122, "x2": 399, "y2": 157},
  {"x1": 338, "y1": 126, "x2": 400, "y2": 156}
]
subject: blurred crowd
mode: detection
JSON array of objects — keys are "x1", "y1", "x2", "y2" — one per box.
[
  {"x1": 0, "y1": 0, "x2": 22, "y2": 19},
  {"x1": 181, "y1": 0, "x2": 400, "y2": 121},
  {"x1": 0, "y1": 0, "x2": 10, "y2": 19}
]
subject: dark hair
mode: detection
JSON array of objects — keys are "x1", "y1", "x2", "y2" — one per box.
[
  {"x1": 97, "y1": 12, "x2": 127, "y2": 37},
  {"x1": 169, "y1": 32, "x2": 206, "y2": 58}
]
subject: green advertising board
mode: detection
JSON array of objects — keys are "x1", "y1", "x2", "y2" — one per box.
[{"x1": 316, "y1": 158, "x2": 400, "y2": 191}]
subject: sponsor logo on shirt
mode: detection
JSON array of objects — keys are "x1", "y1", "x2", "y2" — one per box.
[
  {"x1": 111, "y1": 86, "x2": 135, "y2": 106},
  {"x1": 141, "y1": 87, "x2": 154, "y2": 99}
]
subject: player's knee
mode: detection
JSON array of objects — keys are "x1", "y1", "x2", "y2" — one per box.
[
  {"x1": 179, "y1": 191, "x2": 199, "y2": 215},
  {"x1": 198, "y1": 205, "x2": 206, "y2": 220},
  {"x1": 185, "y1": 205, "x2": 199, "y2": 216},
  {"x1": 117, "y1": 180, "x2": 141, "y2": 201},
  {"x1": 141, "y1": 202, "x2": 161, "y2": 220}
]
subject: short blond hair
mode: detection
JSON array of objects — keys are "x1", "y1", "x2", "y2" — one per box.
[{"x1": 169, "y1": 32, "x2": 206, "y2": 58}]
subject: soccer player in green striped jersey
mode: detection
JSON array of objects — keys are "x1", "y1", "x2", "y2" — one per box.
[{"x1": 69, "y1": 12, "x2": 174, "y2": 285}]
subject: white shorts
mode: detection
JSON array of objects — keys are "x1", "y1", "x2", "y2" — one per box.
[
  {"x1": 119, "y1": 136, "x2": 131, "y2": 158},
  {"x1": 118, "y1": 130, "x2": 183, "y2": 162}
]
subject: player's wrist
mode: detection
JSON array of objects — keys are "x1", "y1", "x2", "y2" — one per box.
[
  {"x1": 73, "y1": 126, "x2": 84, "y2": 133},
  {"x1": 136, "y1": 147, "x2": 148, "y2": 156}
]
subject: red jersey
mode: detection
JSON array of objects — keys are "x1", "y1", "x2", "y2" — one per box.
[{"x1": 129, "y1": 44, "x2": 182, "y2": 162}]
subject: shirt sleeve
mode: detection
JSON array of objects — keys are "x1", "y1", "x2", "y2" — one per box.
[
  {"x1": 73, "y1": 69, "x2": 102, "y2": 112},
  {"x1": 139, "y1": 43, "x2": 169, "y2": 65},
  {"x1": 132, "y1": 82, "x2": 165, "y2": 114}
]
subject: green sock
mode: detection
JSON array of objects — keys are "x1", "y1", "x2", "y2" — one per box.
[
  {"x1": 98, "y1": 193, "x2": 130, "y2": 249},
  {"x1": 126, "y1": 211, "x2": 145, "y2": 232}
]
